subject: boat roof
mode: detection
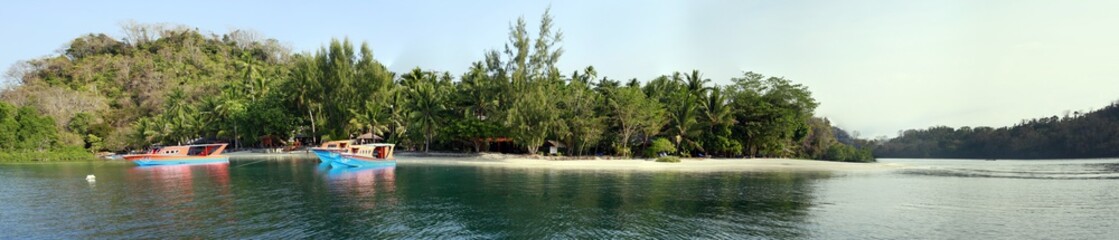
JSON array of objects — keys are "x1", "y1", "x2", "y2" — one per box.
[
  {"x1": 158, "y1": 143, "x2": 227, "y2": 148},
  {"x1": 358, "y1": 143, "x2": 395, "y2": 147},
  {"x1": 185, "y1": 143, "x2": 227, "y2": 147}
]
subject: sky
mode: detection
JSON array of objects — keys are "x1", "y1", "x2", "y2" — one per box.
[{"x1": 2, "y1": 0, "x2": 1118, "y2": 138}]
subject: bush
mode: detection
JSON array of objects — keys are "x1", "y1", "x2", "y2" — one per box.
[
  {"x1": 824, "y1": 144, "x2": 876, "y2": 162},
  {"x1": 646, "y1": 138, "x2": 676, "y2": 157},
  {"x1": 0, "y1": 147, "x2": 95, "y2": 162},
  {"x1": 613, "y1": 145, "x2": 631, "y2": 157},
  {"x1": 655, "y1": 156, "x2": 680, "y2": 163}
]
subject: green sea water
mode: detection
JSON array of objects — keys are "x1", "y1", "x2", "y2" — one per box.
[{"x1": 1, "y1": 157, "x2": 1117, "y2": 239}]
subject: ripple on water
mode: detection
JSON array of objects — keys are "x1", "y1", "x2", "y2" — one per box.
[{"x1": 901, "y1": 162, "x2": 1119, "y2": 180}]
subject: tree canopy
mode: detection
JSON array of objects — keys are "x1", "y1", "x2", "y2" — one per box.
[{"x1": 0, "y1": 11, "x2": 871, "y2": 162}]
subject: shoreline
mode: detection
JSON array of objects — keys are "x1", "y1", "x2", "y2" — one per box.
[
  {"x1": 399, "y1": 155, "x2": 905, "y2": 172},
  {"x1": 4, "y1": 150, "x2": 905, "y2": 172},
  {"x1": 227, "y1": 151, "x2": 904, "y2": 172}
]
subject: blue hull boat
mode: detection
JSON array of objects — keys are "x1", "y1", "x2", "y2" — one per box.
[
  {"x1": 311, "y1": 140, "x2": 355, "y2": 163},
  {"x1": 332, "y1": 156, "x2": 395, "y2": 168},
  {"x1": 312, "y1": 149, "x2": 342, "y2": 163}
]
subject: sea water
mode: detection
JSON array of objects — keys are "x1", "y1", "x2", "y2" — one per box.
[{"x1": 0, "y1": 157, "x2": 1116, "y2": 239}]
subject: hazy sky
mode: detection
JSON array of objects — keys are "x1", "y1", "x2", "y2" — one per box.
[{"x1": 3, "y1": 0, "x2": 1118, "y2": 137}]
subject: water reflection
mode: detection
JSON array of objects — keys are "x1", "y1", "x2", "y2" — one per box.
[
  {"x1": 0, "y1": 159, "x2": 836, "y2": 239},
  {"x1": 315, "y1": 160, "x2": 332, "y2": 172},
  {"x1": 123, "y1": 163, "x2": 234, "y2": 236},
  {"x1": 129, "y1": 162, "x2": 232, "y2": 190},
  {"x1": 325, "y1": 166, "x2": 398, "y2": 208}
]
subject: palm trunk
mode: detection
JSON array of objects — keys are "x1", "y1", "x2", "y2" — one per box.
[
  {"x1": 424, "y1": 130, "x2": 432, "y2": 153},
  {"x1": 234, "y1": 125, "x2": 239, "y2": 149},
  {"x1": 307, "y1": 108, "x2": 317, "y2": 144},
  {"x1": 472, "y1": 139, "x2": 483, "y2": 153}
]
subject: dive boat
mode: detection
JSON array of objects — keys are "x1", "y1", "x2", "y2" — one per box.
[
  {"x1": 333, "y1": 144, "x2": 396, "y2": 168},
  {"x1": 311, "y1": 140, "x2": 354, "y2": 163},
  {"x1": 123, "y1": 144, "x2": 229, "y2": 166}
]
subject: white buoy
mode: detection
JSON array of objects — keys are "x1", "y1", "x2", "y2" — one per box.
[{"x1": 86, "y1": 174, "x2": 96, "y2": 182}]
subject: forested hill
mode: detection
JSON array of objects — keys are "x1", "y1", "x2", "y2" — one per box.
[
  {"x1": 1, "y1": 24, "x2": 291, "y2": 152},
  {"x1": 875, "y1": 102, "x2": 1119, "y2": 159},
  {"x1": 1, "y1": 14, "x2": 873, "y2": 162}
]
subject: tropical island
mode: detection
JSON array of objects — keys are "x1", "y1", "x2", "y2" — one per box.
[{"x1": 3, "y1": 11, "x2": 874, "y2": 163}]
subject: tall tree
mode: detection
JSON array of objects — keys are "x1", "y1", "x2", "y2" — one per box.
[
  {"x1": 609, "y1": 86, "x2": 666, "y2": 156},
  {"x1": 499, "y1": 8, "x2": 567, "y2": 154},
  {"x1": 560, "y1": 68, "x2": 606, "y2": 155},
  {"x1": 699, "y1": 86, "x2": 738, "y2": 156},
  {"x1": 506, "y1": 81, "x2": 561, "y2": 155},
  {"x1": 730, "y1": 72, "x2": 818, "y2": 157},
  {"x1": 402, "y1": 68, "x2": 445, "y2": 152},
  {"x1": 283, "y1": 54, "x2": 324, "y2": 142},
  {"x1": 449, "y1": 61, "x2": 503, "y2": 152}
]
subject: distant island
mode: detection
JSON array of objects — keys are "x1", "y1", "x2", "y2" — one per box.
[
  {"x1": 0, "y1": 10, "x2": 872, "y2": 162},
  {"x1": 875, "y1": 102, "x2": 1119, "y2": 159}
]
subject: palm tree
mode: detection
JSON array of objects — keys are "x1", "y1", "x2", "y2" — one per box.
[
  {"x1": 348, "y1": 100, "x2": 390, "y2": 139},
  {"x1": 162, "y1": 89, "x2": 197, "y2": 144},
  {"x1": 288, "y1": 55, "x2": 323, "y2": 143},
  {"x1": 684, "y1": 70, "x2": 711, "y2": 98},
  {"x1": 661, "y1": 70, "x2": 710, "y2": 156},
  {"x1": 236, "y1": 51, "x2": 268, "y2": 102},
  {"x1": 403, "y1": 68, "x2": 444, "y2": 152},
  {"x1": 702, "y1": 86, "x2": 735, "y2": 128},
  {"x1": 387, "y1": 88, "x2": 409, "y2": 144},
  {"x1": 460, "y1": 62, "x2": 497, "y2": 120},
  {"x1": 667, "y1": 92, "x2": 701, "y2": 155},
  {"x1": 700, "y1": 86, "x2": 737, "y2": 156},
  {"x1": 196, "y1": 96, "x2": 226, "y2": 138},
  {"x1": 130, "y1": 117, "x2": 161, "y2": 147}
]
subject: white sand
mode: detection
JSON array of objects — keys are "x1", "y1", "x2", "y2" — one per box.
[{"x1": 395, "y1": 153, "x2": 906, "y2": 172}]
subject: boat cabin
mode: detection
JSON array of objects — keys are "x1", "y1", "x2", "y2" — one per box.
[
  {"x1": 125, "y1": 144, "x2": 228, "y2": 161},
  {"x1": 151, "y1": 144, "x2": 227, "y2": 156},
  {"x1": 319, "y1": 140, "x2": 353, "y2": 149},
  {"x1": 348, "y1": 144, "x2": 395, "y2": 159}
]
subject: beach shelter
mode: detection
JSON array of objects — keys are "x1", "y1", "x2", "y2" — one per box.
[
  {"x1": 356, "y1": 132, "x2": 384, "y2": 144},
  {"x1": 544, "y1": 140, "x2": 566, "y2": 155}
]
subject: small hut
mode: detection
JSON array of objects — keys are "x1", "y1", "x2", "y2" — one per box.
[
  {"x1": 259, "y1": 135, "x2": 284, "y2": 148},
  {"x1": 356, "y1": 132, "x2": 384, "y2": 144},
  {"x1": 480, "y1": 137, "x2": 519, "y2": 153},
  {"x1": 544, "y1": 140, "x2": 566, "y2": 156}
]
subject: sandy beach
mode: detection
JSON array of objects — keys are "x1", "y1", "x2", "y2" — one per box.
[
  {"x1": 399, "y1": 154, "x2": 905, "y2": 172},
  {"x1": 227, "y1": 150, "x2": 905, "y2": 172}
]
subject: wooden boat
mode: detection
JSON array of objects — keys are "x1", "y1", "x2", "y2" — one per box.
[
  {"x1": 311, "y1": 140, "x2": 354, "y2": 163},
  {"x1": 123, "y1": 144, "x2": 229, "y2": 166},
  {"x1": 333, "y1": 144, "x2": 396, "y2": 168}
]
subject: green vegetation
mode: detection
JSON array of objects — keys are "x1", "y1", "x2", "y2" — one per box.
[
  {"x1": 647, "y1": 138, "x2": 676, "y2": 157},
  {"x1": 0, "y1": 147, "x2": 93, "y2": 162},
  {"x1": 655, "y1": 156, "x2": 681, "y2": 163},
  {"x1": 876, "y1": 102, "x2": 1119, "y2": 159},
  {"x1": 0, "y1": 102, "x2": 94, "y2": 161},
  {"x1": 0, "y1": 10, "x2": 870, "y2": 162}
]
